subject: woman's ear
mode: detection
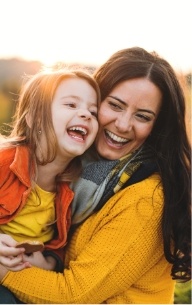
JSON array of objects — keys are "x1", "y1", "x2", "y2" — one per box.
[{"x1": 25, "y1": 113, "x2": 32, "y2": 128}]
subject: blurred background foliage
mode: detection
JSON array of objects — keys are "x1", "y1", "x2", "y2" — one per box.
[
  {"x1": 0, "y1": 58, "x2": 191, "y2": 303},
  {"x1": 174, "y1": 281, "x2": 191, "y2": 304},
  {"x1": 0, "y1": 58, "x2": 96, "y2": 135},
  {"x1": 0, "y1": 58, "x2": 42, "y2": 134}
]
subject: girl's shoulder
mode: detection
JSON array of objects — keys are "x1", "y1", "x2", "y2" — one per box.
[
  {"x1": 0, "y1": 145, "x2": 29, "y2": 167},
  {"x1": 0, "y1": 146, "x2": 16, "y2": 164}
]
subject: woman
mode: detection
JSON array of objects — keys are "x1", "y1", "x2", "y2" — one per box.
[{"x1": 0, "y1": 47, "x2": 191, "y2": 304}]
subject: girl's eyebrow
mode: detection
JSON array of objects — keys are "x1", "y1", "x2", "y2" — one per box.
[
  {"x1": 108, "y1": 95, "x2": 156, "y2": 116},
  {"x1": 60, "y1": 95, "x2": 79, "y2": 100}
]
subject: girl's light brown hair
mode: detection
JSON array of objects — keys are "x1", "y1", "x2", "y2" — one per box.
[{"x1": 2, "y1": 68, "x2": 101, "y2": 182}]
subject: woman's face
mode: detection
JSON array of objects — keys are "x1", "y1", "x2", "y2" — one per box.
[{"x1": 95, "y1": 78, "x2": 162, "y2": 160}]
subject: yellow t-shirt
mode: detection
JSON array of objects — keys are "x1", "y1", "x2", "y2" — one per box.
[{"x1": 0, "y1": 185, "x2": 56, "y2": 243}]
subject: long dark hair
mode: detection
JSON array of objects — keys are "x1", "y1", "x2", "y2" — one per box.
[{"x1": 94, "y1": 47, "x2": 191, "y2": 281}]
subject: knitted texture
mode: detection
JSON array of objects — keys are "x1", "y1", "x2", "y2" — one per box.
[
  {"x1": 2, "y1": 174, "x2": 175, "y2": 304},
  {"x1": 71, "y1": 144, "x2": 155, "y2": 224}
]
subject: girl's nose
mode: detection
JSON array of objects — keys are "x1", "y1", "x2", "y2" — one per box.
[{"x1": 78, "y1": 108, "x2": 91, "y2": 120}]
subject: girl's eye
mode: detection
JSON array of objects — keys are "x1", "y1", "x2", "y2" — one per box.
[
  {"x1": 65, "y1": 103, "x2": 76, "y2": 108},
  {"x1": 136, "y1": 113, "x2": 151, "y2": 122},
  {"x1": 90, "y1": 111, "x2": 98, "y2": 118}
]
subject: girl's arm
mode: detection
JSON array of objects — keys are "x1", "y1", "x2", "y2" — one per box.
[
  {"x1": 1, "y1": 176, "x2": 164, "y2": 304},
  {"x1": 0, "y1": 234, "x2": 31, "y2": 271}
]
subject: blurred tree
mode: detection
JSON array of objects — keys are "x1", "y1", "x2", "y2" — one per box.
[{"x1": 0, "y1": 58, "x2": 42, "y2": 83}]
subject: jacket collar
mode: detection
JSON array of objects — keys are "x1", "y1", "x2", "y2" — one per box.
[{"x1": 10, "y1": 146, "x2": 32, "y2": 187}]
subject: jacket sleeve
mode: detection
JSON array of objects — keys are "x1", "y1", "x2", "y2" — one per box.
[{"x1": 1, "y1": 176, "x2": 166, "y2": 304}]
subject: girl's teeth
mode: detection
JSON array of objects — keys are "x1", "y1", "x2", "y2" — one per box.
[{"x1": 69, "y1": 127, "x2": 87, "y2": 135}]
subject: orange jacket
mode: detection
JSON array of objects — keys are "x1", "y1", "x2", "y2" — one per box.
[{"x1": 0, "y1": 145, "x2": 74, "y2": 253}]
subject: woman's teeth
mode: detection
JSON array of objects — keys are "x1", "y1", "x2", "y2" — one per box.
[{"x1": 105, "y1": 130, "x2": 129, "y2": 143}]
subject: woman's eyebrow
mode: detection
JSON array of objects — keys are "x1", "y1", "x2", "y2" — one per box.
[
  {"x1": 108, "y1": 95, "x2": 126, "y2": 105},
  {"x1": 138, "y1": 109, "x2": 156, "y2": 116},
  {"x1": 108, "y1": 95, "x2": 156, "y2": 116}
]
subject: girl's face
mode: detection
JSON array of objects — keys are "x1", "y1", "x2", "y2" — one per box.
[
  {"x1": 95, "y1": 78, "x2": 162, "y2": 160},
  {"x1": 51, "y1": 77, "x2": 98, "y2": 161}
]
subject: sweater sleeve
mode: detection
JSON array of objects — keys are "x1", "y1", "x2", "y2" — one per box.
[{"x1": 1, "y1": 175, "x2": 167, "y2": 304}]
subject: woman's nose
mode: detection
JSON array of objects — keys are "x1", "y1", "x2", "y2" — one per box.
[{"x1": 115, "y1": 114, "x2": 133, "y2": 132}]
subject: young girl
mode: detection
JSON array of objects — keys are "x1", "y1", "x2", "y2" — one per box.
[{"x1": 0, "y1": 68, "x2": 100, "y2": 273}]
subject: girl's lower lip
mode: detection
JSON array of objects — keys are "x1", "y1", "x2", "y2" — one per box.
[{"x1": 69, "y1": 134, "x2": 86, "y2": 143}]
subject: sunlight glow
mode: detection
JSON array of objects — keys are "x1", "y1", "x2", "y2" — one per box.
[{"x1": 0, "y1": 0, "x2": 191, "y2": 73}]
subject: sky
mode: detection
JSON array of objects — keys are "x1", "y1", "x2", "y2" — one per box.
[{"x1": 0, "y1": 0, "x2": 191, "y2": 73}]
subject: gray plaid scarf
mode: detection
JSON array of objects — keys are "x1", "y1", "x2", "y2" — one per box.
[{"x1": 71, "y1": 144, "x2": 156, "y2": 225}]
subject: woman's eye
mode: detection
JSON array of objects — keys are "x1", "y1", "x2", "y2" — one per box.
[
  {"x1": 108, "y1": 101, "x2": 122, "y2": 110},
  {"x1": 136, "y1": 113, "x2": 151, "y2": 121}
]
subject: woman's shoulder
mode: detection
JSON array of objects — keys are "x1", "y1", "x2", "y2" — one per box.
[
  {"x1": 118, "y1": 170, "x2": 161, "y2": 190},
  {"x1": 123, "y1": 172, "x2": 162, "y2": 196},
  {"x1": 82, "y1": 174, "x2": 164, "y2": 240},
  {"x1": 101, "y1": 173, "x2": 163, "y2": 216}
]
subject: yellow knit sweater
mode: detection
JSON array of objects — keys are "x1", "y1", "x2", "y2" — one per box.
[{"x1": 1, "y1": 173, "x2": 175, "y2": 304}]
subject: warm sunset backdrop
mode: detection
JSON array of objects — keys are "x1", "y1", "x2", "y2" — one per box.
[
  {"x1": 0, "y1": 1, "x2": 191, "y2": 303},
  {"x1": 0, "y1": 0, "x2": 191, "y2": 73}
]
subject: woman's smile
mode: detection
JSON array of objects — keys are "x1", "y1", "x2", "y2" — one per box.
[
  {"x1": 104, "y1": 129, "x2": 130, "y2": 147},
  {"x1": 95, "y1": 78, "x2": 162, "y2": 160}
]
